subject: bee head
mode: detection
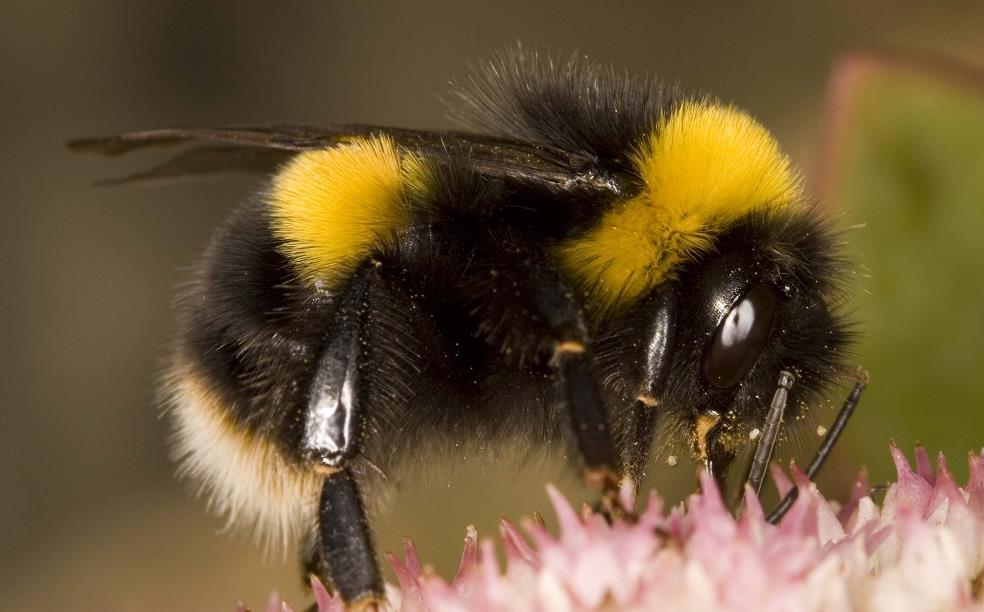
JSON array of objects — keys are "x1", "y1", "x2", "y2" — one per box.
[
  {"x1": 645, "y1": 207, "x2": 853, "y2": 474},
  {"x1": 551, "y1": 98, "x2": 855, "y2": 477}
]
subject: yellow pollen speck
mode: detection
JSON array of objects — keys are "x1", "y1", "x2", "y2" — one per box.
[{"x1": 694, "y1": 410, "x2": 722, "y2": 463}]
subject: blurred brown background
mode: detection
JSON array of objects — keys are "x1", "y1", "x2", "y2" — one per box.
[{"x1": 3, "y1": 2, "x2": 984, "y2": 610}]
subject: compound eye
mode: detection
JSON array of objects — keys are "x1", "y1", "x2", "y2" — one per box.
[{"x1": 703, "y1": 283, "x2": 778, "y2": 389}]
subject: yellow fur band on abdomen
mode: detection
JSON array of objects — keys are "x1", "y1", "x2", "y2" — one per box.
[{"x1": 269, "y1": 135, "x2": 423, "y2": 287}]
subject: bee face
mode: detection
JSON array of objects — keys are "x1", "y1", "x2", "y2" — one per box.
[{"x1": 629, "y1": 209, "x2": 852, "y2": 478}]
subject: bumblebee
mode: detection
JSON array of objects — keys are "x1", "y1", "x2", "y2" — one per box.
[{"x1": 72, "y1": 50, "x2": 866, "y2": 609}]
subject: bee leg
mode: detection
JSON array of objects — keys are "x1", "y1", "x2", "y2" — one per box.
[
  {"x1": 471, "y1": 240, "x2": 621, "y2": 511},
  {"x1": 299, "y1": 261, "x2": 384, "y2": 608},
  {"x1": 316, "y1": 470, "x2": 381, "y2": 610},
  {"x1": 551, "y1": 343, "x2": 618, "y2": 489},
  {"x1": 590, "y1": 288, "x2": 678, "y2": 523},
  {"x1": 552, "y1": 341, "x2": 624, "y2": 519},
  {"x1": 625, "y1": 288, "x2": 678, "y2": 481},
  {"x1": 765, "y1": 368, "x2": 869, "y2": 523},
  {"x1": 516, "y1": 254, "x2": 620, "y2": 500}
]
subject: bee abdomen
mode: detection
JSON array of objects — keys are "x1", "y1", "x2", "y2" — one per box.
[{"x1": 164, "y1": 361, "x2": 323, "y2": 553}]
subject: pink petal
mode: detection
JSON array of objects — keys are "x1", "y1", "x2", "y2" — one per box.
[
  {"x1": 740, "y1": 483, "x2": 765, "y2": 523},
  {"x1": 865, "y1": 524, "x2": 893, "y2": 557},
  {"x1": 891, "y1": 443, "x2": 933, "y2": 512},
  {"x1": 687, "y1": 471, "x2": 737, "y2": 549},
  {"x1": 386, "y1": 550, "x2": 423, "y2": 606},
  {"x1": 619, "y1": 477, "x2": 637, "y2": 513},
  {"x1": 536, "y1": 570, "x2": 576, "y2": 611},
  {"x1": 637, "y1": 491, "x2": 665, "y2": 530},
  {"x1": 915, "y1": 444, "x2": 935, "y2": 484},
  {"x1": 775, "y1": 464, "x2": 821, "y2": 538},
  {"x1": 451, "y1": 525, "x2": 479, "y2": 597},
  {"x1": 478, "y1": 538, "x2": 500, "y2": 582},
  {"x1": 264, "y1": 591, "x2": 282, "y2": 612},
  {"x1": 966, "y1": 449, "x2": 984, "y2": 513},
  {"x1": 567, "y1": 544, "x2": 621, "y2": 608},
  {"x1": 521, "y1": 516, "x2": 559, "y2": 560},
  {"x1": 499, "y1": 516, "x2": 537, "y2": 566},
  {"x1": 817, "y1": 495, "x2": 846, "y2": 545},
  {"x1": 418, "y1": 575, "x2": 470, "y2": 612},
  {"x1": 770, "y1": 463, "x2": 794, "y2": 498},
  {"x1": 737, "y1": 484, "x2": 767, "y2": 544},
  {"x1": 309, "y1": 576, "x2": 342, "y2": 612},
  {"x1": 695, "y1": 470, "x2": 728, "y2": 515},
  {"x1": 546, "y1": 485, "x2": 586, "y2": 545},
  {"x1": 970, "y1": 449, "x2": 984, "y2": 484},
  {"x1": 925, "y1": 453, "x2": 962, "y2": 524},
  {"x1": 403, "y1": 537, "x2": 423, "y2": 577},
  {"x1": 845, "y1": 495, "x2": 880, "y2": 537},
  {"x1": 837, "y1": 467, "x2": 870, "y2": 526}
]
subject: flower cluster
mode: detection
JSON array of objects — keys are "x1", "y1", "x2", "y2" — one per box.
[{"x1": 249, "y1": 445, "x2": 984, "y2": 612}]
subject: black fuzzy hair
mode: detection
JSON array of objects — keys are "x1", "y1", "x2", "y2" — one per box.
[
  {"x1": 174, "y1": 196, "x2": 331, "y2": 446},
  {"x1": 591, "y1": 203, "x2": 857, "y2": 479},
  {"x1": 446, "y1": 46, "x2": 685, "y2": 168},
  {"x1": 666, "y1": 207, "x2": 855, "y2": 459},
  {"x1": 136, "y1": 47, "x2": 869, "y2": 600}
]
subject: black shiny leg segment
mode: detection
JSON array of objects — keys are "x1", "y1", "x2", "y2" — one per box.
[
  {"x1": 301, "y1": 262, "x2": 374, "y2": 469},
  {"x1": 765, "y1": 368, "x2": 869, "y2": 523},
  {"x1": 318, "y1": 469, "x2": 382, "y2": 607},
  {"x1": 553, "y1": 342, "x2": 627, "y2": 521},
  {"x1": 301, "y1": 261, "x2": 384, "y2": 606},
  {"x1": 626, "y1": 289, "x2": 678, "y2": 481},
  {"x1": 555, "y1": 347, "x2": 618, "y2": 477}
]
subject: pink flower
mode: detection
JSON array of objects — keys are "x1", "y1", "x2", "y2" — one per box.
[{"x1": 251, "y1": 445, "x2": 984, "y2": 612}]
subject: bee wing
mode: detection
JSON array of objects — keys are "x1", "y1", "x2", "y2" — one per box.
[
  {"x1": 69, "y1": 124, "x2": 621, "y2": 195},
  {"x1": 68, "y1": 125, "x2": 371, "y2": 184},
  {"x1": 79, "y1": 145, "x2": 295, "y2": 185},
  {"x1": 67, "y1": 125, "x2": 366, "y2": 156}
]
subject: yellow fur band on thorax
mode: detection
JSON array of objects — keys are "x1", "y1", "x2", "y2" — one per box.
[
  {"x1": 269, "y1": 135, "x2": 423, "y2": 286},
  {"x1": 557, "y1": 101, "x2": 803, "y2": 310}
]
